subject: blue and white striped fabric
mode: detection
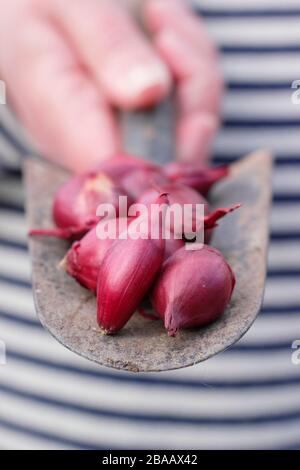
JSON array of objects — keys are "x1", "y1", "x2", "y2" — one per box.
[{"x1": 0, "y1": 0, "x2": 300, "y2": 450}]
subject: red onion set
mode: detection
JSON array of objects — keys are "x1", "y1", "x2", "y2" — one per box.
[{"x1": 30, "y1": 153, "x2": 240, "y2": 336}]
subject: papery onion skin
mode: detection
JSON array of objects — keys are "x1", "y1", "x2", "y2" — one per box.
[
  {"x1": 30, "y1": 154, "x2": 164, "y2": 240},
  {"x1": 56, "y1": 153, "x2": 158, "y2": 232},
  {"x1": 151, "y1": 245, "x2": 235, "y2": 336},
  {"x1": 53, "y1": 171, "x2": 125, "y2": 229},
  {"x1": 30, "y1": 171, "x2": 128, "y2": 240}
]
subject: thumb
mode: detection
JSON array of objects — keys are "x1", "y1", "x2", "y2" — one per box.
[{"x1": 52, "y1": 0, "x2": 172, "y2": 109}]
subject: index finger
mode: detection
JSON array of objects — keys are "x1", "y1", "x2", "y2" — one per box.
[{"x1": 144, "y1": 0, "x2": 223, "y2": 163}]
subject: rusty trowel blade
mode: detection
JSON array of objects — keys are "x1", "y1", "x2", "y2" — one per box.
[{"x1": 24, "y1": 147, "x2": 272, "y2": 372}]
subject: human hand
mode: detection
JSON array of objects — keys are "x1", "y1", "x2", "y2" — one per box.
[{"x1": 0, "y1": 0, "x2": 223, "y2": 172}]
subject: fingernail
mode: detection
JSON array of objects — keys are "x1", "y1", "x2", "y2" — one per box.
[
  {"x1": 126, "y1": 61, "x2": 171, "y2": 100},
  {"x1": 102, "y1": 59, "x2": 172, "y2": 108}
]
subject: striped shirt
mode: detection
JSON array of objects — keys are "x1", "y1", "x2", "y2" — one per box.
[{"x1": 0, "y1": 0, "x2": 300, "y2": 450}]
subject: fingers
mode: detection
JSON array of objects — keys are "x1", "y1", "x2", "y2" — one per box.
[
  {"x1": 8, "y1": 18, "x2": 120, "y2": 172},
  {"x1": 177, "y1": 113, "x2": 218, "y2": 164},
  {"x1": 144, "y1": 0, "x2": 223, "y2": 163},
  {"x1": 52, "y1": 0, "x2": 171, "y2": 109},
  {"x1": 145, "y1": 0, "x2": 216, "y2": 61}
]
